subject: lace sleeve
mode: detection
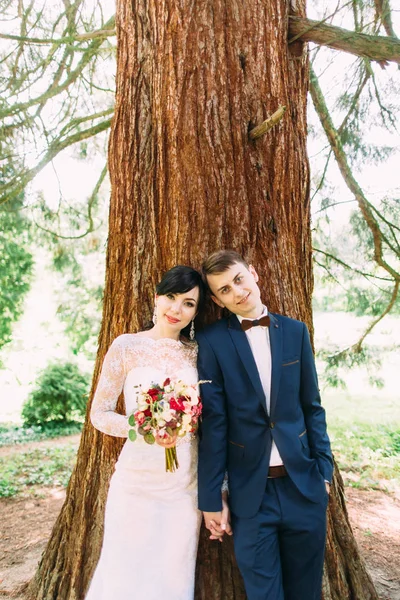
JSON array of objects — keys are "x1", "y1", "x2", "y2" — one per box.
[
  {"x1": 221, "y1": 472, "x2": 229, "y2": 494},
  {"x1": 90, "y1": 337, "x2": 130, "y2": 438}
]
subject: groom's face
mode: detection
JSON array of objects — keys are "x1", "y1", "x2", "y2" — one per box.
[{"x1": 206, "y1": 262, "x2": 263, "y2": 319}]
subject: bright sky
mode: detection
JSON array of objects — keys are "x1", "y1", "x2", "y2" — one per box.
[{"x1": 29, "y1": 1, "x2": 399, "y2": 221}]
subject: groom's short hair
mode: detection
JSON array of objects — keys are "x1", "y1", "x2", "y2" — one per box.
[{"x1": 202, "y1": 250, "x2": 249, "y2": 277}]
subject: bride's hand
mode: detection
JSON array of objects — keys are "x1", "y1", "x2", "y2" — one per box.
[{"x1": 155, "y1": 431, "x2": 177, "y2": 449}]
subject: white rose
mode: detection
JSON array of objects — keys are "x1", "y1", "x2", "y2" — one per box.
[
  {"x1": 182, "y1": 413, "x2": 191, "y2": 427},
  {"x1": 186, "y1": 387, "x2": 199, "y2": 405},
  {"x1": 161, "y1": 410, "x2": 173, "y2": 422},
  {"x1": 173, "y1": 380, "x2": 185, "y2": 396},
  {"x1": 137, "y1": 396, "x2": 149, "y2": 411}
]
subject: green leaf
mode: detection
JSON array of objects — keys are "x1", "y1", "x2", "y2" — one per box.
[
  {"x1": 128, "y1": 414, "x2": 136, "y2": 427},
  {"x1": 144, "y1": 432, "x2": 155, "y2": 445},
  {"x1": 128, "y1": 429, "x2": 137, "y2": 442}
]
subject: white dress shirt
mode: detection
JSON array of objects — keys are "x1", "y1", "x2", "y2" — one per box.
[{"x1": 237, "y1": 306, "x2": 283, "y2": 467}]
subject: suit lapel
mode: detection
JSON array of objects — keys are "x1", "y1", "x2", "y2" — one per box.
[
  {"x1": 269, "y1": 313, "x2": 282, "y2": 417},
  {"x1": 227, "y1": 315, "x2": 267, "y2": 413}
]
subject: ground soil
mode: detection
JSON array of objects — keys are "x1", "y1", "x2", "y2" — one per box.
[
  {"x1": 0, "y1": 438, "x2": 399, "y2": 599},
  {"x1": 344, "y1": 488, "x2": 400, "y2": 599}
]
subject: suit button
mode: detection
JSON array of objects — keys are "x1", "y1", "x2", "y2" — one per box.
[{"x1": 270, "y1": 422, "x2": 275, "y2": 429}]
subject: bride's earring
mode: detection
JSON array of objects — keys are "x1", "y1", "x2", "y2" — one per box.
[
  {"x1": 153, "y1": 301, "x2": 158, "y2": 325},
  {"x1": 189, "y1": 320, "x2": 195, "y2": 341}
]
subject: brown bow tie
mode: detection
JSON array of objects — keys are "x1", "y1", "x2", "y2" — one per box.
[{"x1": 241, "y1": 315, "x2": 270, "y2": 331}]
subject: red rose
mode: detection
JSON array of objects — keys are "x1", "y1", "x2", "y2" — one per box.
[
  {"x1": 170, "y1": 398, "x2": 185, "y2": 412},
  {"x1": 163, "y1": 378, "x2": 171, "y2": 387},
  {"x1": 147, "y1": 388, "x2": 160, "y2": 402}
]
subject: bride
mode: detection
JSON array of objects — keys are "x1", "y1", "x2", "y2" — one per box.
[{"x1": 85, "y1": 265, "x2": 225, "y2": 600}]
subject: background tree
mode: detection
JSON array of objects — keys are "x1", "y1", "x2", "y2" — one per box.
[
  {"x1": 0, "y1": 188, "x2": 33, "y2": 354},
  {"x1": 24, "y1": 0, "x2": 387, "y2": 599},
  {"x1": 308, "y1": 0, "x2": 400, "y2": 384},
  {"x1": 1, "y1": 0, "x2": 398, "y2": 367},
  {"x1": 0, "y1": 0, "x2": 114, "y2": 213}
]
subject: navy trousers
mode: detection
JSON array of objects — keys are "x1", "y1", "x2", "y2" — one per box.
[{"x1": 232, "y1": 476, "x2": 328, "y2": 600}]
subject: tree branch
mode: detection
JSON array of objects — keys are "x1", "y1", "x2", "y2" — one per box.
[
  {"x1": 353, "y1": 279, "x2": 399, "y2": 351},
  {"x1": 374, "y1": 0, "x2": 397, "y2": 38},
  {"x1": 0, "y1": 16, "x2": 115, "y2": 120},
  {"x1": 309, "y1": 66, "x2": 400, "y2": 280},
  {"x1": 289, "y1": 16, "x2": 400, "y2": 65},
  {"x1": 328, "y1": 279, "x2": 399, "y2": 362},
  {"x1": 33, "y1": 163, "x2": 108, "y2": 240},
  {"x1": 58, "y1": 108, "x2": 114, "y2": 137},
  {"x1": 313, "y1": 248, "x2": 393, "y2": 281},
  {"x1": 0, "y1": 27, "x2": 116, "y2": 45},
  {"x1": 0, "y1": 119, "x2": 112, "y2": 204}
]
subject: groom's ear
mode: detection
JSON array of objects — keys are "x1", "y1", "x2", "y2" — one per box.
[{"x1": 210, "y1": 294, "x2": 225, "y2": 309}]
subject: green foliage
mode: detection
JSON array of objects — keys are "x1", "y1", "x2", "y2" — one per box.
[
  {"x1": 343, "y1": 285, "x2": 400, "y2": 316},
  {"x1": 0, "y1": 444, "x2": 78, "y2": 498},
  {"x1": 313, "y1": 276, "x2": 400, "y2": 317},
  {"x1": 51, "y1": 240, "x2": 104, "y2": 359},
  {"x1": 317, "y1": 345, "x2": 383, "y2": 389},
  {"x1": 0, "y1": 421, "x2": 83, "y2": 447},
  {"x1": 329, "y1": 422, "x2": 400, "y2": 491},
  {"x1": 22, "y1": 362, "x2": 90, "y2": 426},
  {"x1": 0, "y1": 198, "x2": 34, "y2": 351},
  {"x1": 57, "y1": 280, "x2": 103, "y2": 358}
]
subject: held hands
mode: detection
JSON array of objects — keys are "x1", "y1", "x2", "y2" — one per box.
[{"x1": 203, "y1": 491, "x2": 233, "y2": 542}]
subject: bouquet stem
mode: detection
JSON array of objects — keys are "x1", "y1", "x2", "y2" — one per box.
[{"x1": 165, "y1": 447, "x2": 179, "y2": 472}]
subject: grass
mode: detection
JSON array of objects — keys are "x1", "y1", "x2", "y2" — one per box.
[
  {"x1": 0, "y1": 390, "x2": 399, "y2": 498},
  {"x1": 2, "y1": 419, "x2": 398, "y2": 498},
  {"x1": 322, "y1": 389, "x2": 400, "y2": 425},
  {"x1": 0, "y1": 422, "x2": 82, "y2": 498},
  {"x1": 0, "y1": 444, "x2": 78, "y2": 498},
  {"x1": 0, "y1": 421, "x2": 83, "y2": 447},
  {"x1": 328, "y1": 421, "x2": 400, "y2": 492}
]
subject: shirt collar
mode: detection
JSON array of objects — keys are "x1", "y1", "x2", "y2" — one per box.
[{"x1": 236, "y1": 305, "x2": 268, "y2": 324}]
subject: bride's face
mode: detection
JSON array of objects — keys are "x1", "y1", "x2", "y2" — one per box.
[{"x1": 156, "y1": 287, "x2": 199, "y2": 331}]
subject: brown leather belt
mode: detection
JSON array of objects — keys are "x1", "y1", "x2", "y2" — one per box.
[{"x1": 268, "y1": 465, "x2": 287, "y2": 478}]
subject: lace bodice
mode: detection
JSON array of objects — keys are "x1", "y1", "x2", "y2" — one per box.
[{"x1": 90, "y1": 334, "x2": 198, "y2": 438}]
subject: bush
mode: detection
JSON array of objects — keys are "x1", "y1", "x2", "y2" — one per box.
[{"x1": 22, "y1": 362, "x2": 90, "y2": 427}]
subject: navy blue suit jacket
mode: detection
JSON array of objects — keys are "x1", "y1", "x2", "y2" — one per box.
[{"x1": 197, "y1": 312, "x2": 333, "y2": 519}]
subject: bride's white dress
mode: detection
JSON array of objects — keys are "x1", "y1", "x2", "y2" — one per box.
[{"x1": 85, "y1": 334, "x2": 202, "y2": 600}]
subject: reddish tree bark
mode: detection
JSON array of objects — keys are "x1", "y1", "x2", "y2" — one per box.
[{"x1": 28, "y1": 1, "x2": 377, "y2": 598}]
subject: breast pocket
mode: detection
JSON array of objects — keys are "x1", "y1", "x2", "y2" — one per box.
[
  {"x1": 280, "y1": 357, "x2": 300, "y2": 394},
  {"x1": 282, "y1": 358, "x2": 300, "y2": 367}
]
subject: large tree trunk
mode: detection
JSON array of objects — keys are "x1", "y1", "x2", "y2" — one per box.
[{"x1": 28, "y1": 1, "x2": 378, "y2": 599}]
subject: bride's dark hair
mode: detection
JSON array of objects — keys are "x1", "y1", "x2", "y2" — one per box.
[{"x1": 148, "y1": 265, "x2": 206, "y2": 337}]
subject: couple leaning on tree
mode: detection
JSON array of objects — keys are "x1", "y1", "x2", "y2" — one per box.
[{"x1": 86, "y1": 250, "x2": 333, "y2": 600}]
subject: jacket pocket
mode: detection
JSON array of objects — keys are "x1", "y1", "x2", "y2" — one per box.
[
  {"x1": 299, "y1": 431, "x2": 310, "y2": 457},
  {"x1": 282, "y1": 359, "x2": 300, "y2": 367},
  {"x1": 228, "y1": 440, "x2": 245, "y2": 462}
]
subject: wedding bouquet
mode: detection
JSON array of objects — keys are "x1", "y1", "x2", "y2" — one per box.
[{"x1": 128, "y1": 378, "x2": 207, "y2": 472}]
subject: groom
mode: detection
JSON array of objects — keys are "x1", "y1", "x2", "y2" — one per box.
[{"x1": 197, "y1": 250, "x2": 333, "y2": 600}]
